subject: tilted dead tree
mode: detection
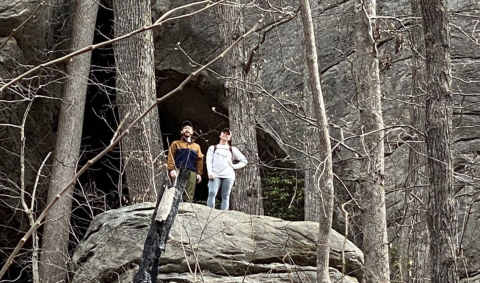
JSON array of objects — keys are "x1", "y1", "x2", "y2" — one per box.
[
  {"x1": 133, "y1": 169, "x2": 189, "y2": 283},
  {"x1": 0, "y1": 8, "x2": 264, "y2": 279}
]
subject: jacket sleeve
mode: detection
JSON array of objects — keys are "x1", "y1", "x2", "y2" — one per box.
[
  {"x1": 232, "y1": 147, "x2": 247, "y2": 170},
  {"x1": 167, "y1": 142, "x2": 177, "y2": 171},
  {"x1": 196, "y1": 144, "x2": 204, "y2": 175},
  {"x1": 206, "y1": 146, "x2": 214, "y2": 176}
]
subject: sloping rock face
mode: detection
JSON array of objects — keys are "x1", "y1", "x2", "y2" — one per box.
[
  {"x1": 0, "y1": 0, "x2": 62, "y2": 252},
  {"x1": 71, "y1": 203, "x2": 363, "y2": 283}
]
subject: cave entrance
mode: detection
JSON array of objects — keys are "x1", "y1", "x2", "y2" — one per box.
[
  {"x1": 156, "y1": 69, "x2": 229, "y2": 201},
  {"x1": 77, "y1": 5, "x2": 229, "y2": 223},
  {"x1": 77, "y1": 2, "x2": 292, "y2": 239}
]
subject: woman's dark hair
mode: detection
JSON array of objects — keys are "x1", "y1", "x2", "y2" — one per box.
[{"x1": 220, "y1": 128, "x2": 232, "y2": 145}]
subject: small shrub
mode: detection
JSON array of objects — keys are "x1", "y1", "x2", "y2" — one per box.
[{"x1": 262, "y1": 171, "x2": 304, "y2": 221}]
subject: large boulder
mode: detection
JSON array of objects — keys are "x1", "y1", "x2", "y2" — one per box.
[
  {"x1": 71, "y1": 202, "x2": 363, "y2": 282},
  {"x1": 0, "y1": 0, "x2": 479, "y2": 280},
  {"x1": 149, "y1": 0, "x2": 480, "y2": 278}
]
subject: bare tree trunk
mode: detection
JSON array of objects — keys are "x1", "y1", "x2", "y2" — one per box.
[
  {"x1": 215, "y1": 2, "x2": 263, "y2": 215},
  {"x1": 298, "y1": 0, "x2": 334, "y2": 282},
  {"x1": 419, "y1": 0, "x2": 458, "y2": 282},
  {"x1": 353, "y1": 0, "x2": 391, "y2": 282},
  {"x1": 302, "y1": 25, "x2": 322, "y2": 222},
  {"x1": 303, "y1": 105, "x2": 323, "y2": 222},
  {"x1": 113, "y1": 0, "x2": 166, "y2": 203},
  {"x1": 397, "y1": 1, "x2": 431, "y2": 281},
  {"x1": 40, "y1": 1, "x2": 98, "y2": 282}
]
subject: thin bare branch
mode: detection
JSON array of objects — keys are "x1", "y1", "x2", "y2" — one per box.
[
  {"x1": 0, "y1": 2, "x2": 45, "y2": 51},
  {"x1": 0, "y1": 13, "x2": 264, "y2": 280},
  {"x1": 0, "y1": 0, "x2": 218, "y2": 94}
]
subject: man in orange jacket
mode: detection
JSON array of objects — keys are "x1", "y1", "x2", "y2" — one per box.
[{"x1": 167, "y1": 120, "x2": 204, "y2": 201}]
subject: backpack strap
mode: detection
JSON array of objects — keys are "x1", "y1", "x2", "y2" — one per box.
[{"x1": 213, "y1": 145, "x2": 234, "y2": 158}]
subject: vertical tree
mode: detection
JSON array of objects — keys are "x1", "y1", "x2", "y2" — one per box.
[
  {"x1": 113, "y1": 0, "x2": 166, "y2": 203},
  {"x1": 353, "y1": 0, "x2": 391, "y2": 281},
  {"x1": 303, "y1": 106, "x2": 323, "y2": 222},
  {"x1": 397, "y1": 0, "x2": 430, "y2": 281},
  {"x1": 298, "y1": 0, "x2": 334, "y2": 282},
  {"x1": 301, "y1": 0, "x2": 325, "y2": 224},
  {"x1": 419, "y1": 0, "x2": 458, "y2": 282},
  {"x1": 215, "y1": 2, "x2": 263, "y2": 215},
  {"x1": 302, "y1": 48, "x2": 322, "y2": 222},
  {"x1": 39, "y1": 0, "x2": 99, "y2": 282}
]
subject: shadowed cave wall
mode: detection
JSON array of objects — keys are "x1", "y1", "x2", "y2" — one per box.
[{"x1": 73, "y1": 3, "x2": 289, "y2": 242}]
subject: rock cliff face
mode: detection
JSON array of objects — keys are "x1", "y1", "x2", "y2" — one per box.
[
  {"x1": 71, "y1": 202, "x2": 363, "y2": 283},
  {"x1": 150, "y1": 0, "x2": 480, "y2": 277},
  {"x1": 0, "y1": 0, "x2": 66, "y2": 252},
  {"x1": 1, "y1": 0, "x2": 480, "y2": 280}
]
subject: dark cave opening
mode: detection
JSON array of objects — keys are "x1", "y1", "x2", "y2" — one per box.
[
  {"x1": 73, "y1": 4, "x2": 120, "y2": 244},
  {"x1": 72, "y1": 5, "x2": 224, "y2": 243},
  {"x1": 3, "y1": 3, "x2": 291, "y2": 283},
  {"x1": 71, "y1": 0, "x2": 293, "y2": 252}
]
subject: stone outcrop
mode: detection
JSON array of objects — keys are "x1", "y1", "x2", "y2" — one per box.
[
  {"x1": 0, "y1": 0, "x2": 31, "y2": 36},
  {"x1": 151, "y1": 0, "x2": 480, "y2": 277},
  {"x1": 72, "y1": 202, "x2": 363, "y2": 283},
  {"x1": 1, "y1": 0, "x2": 480, "y2": 280}
]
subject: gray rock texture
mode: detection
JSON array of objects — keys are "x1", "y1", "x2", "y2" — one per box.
[
  {"x1": 149, "y1": 0, "x2": 480, "y2": 278},
  {"x1": 0, "y1": 0, "x2": 31, "y2": 36},
  {"x1": 1, "y1": 0, "x2": 480, "y2": 280},
  {"x1": 71, "y1": 202, "x2": 362, "y2": 283},
  {"x1": 0, "y1": 0, "x2": 72, "y2": 270}
]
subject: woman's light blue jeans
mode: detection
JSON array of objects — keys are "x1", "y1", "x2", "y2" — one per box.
[{"x1": 207, "y1": 177, "x2": 235, "y2": 210}]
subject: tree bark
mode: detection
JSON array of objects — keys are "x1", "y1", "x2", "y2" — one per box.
[
  {"x1": 353, "y1": 0, "x2": 391, "y2": 282},
  {"x1": 39, "y1": 1, "x2": 98, "y2": 282},
  {"x1": 397, "y1": 1, "x2": 431, "y2": 281},
  {"x1": 113, "y1": 0, "x2": 166, "y2": 203},
  {"x1": 298, "y1": 0, "x2": 334, "y2": 282},
  {"x1": 303, "y1": 104, "x2": 323, "y2": 222},
  {"x1": 134, "y1": 169, "x2": 189, "y2": 283},
  {"x1": 419, "y1": 0, "x2": 458, "y2": 282},
  {"x1": 215, "y1": 2, "x2": 263, "y2": 215}
]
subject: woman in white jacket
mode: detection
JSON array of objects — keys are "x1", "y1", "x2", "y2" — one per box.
[{"x1": 206, "y1": 128, "x2": 247, "y2": 210}]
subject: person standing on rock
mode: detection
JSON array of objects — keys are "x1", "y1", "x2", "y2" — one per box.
[
  {"x1": 206, "y1": 128, "x2": 247, "y2": 210},
  {"x1": 167, "y1": 120, "x2": 204, "y2": 201}
]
